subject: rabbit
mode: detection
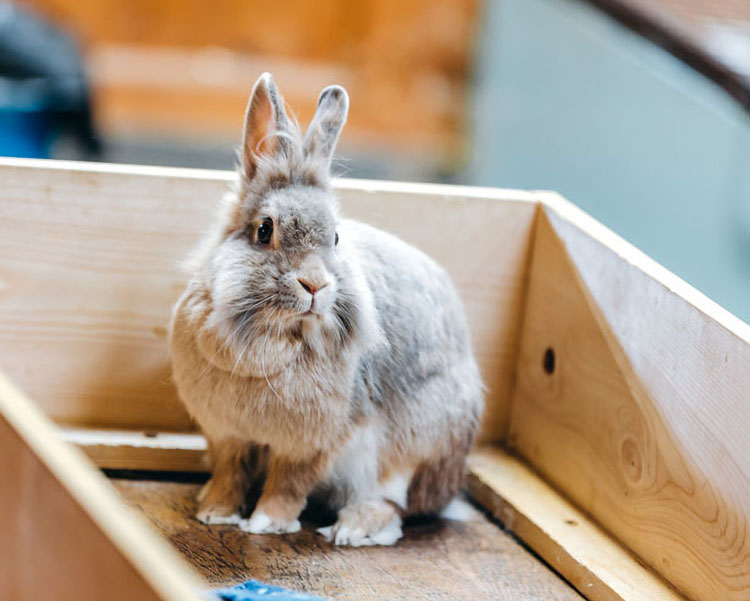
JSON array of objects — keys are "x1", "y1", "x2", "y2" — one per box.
[{"x1": 169, "y1": 72, "x2": 483, "y2": 547}]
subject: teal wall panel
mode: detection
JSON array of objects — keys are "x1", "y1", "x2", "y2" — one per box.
[{"x1": 470, "y1": 0, "x2": 750, "y2": 320}]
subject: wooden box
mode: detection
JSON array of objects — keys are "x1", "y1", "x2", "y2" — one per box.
[{"x1": 0, "y1": 158, "x2": 747, "y2": 601}]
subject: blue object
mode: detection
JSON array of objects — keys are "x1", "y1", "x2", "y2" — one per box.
[
  {"x1": 211, "y1": 580, "x2": 328, "y2": 601},
  {"x1": 0, "y1": 106, "x2": 51, "y2": 158},
  {"x1": 0, "y1": 3, "x2": 99, "y2": 158}
]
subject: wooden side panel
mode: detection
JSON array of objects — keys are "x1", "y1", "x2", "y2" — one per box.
[
  {"x1": 508, "y1": 200, "x2": 750, "y2": 601},
  {"x1": 0, "y1": 419, "x2": 166, "y2": 601},
  {"x1": 0, "y1": 159, "x2": 536, "y2": 442},
  {"x1": 0, "y1": 162, "x2": 227, "y2": 431},
  {"x1": 0, "y1": 372, "x2": 202, "y2": 601}
]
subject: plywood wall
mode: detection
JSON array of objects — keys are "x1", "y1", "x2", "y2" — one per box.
[
  {"x1": 0, "y1": 159, "x2": 536, "y2": 443},
  {"x1": 0, "y1": 371, "x2": 202, "y2": 601},
  {"x1": 508, "y1": 193, "x2": 750, "y2": 601}
]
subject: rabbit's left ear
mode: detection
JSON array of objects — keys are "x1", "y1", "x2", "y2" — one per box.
[
  {"x1": 303, "y1": 85, "x2": 349, "y2": 168},
  {"x1": 241, "y1": 72, "x2": 293, "y2": 180}
]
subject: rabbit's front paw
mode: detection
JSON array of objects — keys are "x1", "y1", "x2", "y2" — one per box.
[
  {"x1": 196, "y1": 504, "x2": 242, "y2": 525},
  {"x1": 318, "y1": 500, "x2": 402, "y2": 547},
  {"x1": 239, "y1": 509, "x2": 301, "y2": 534},
  {"x1": 195, "y1": 476, "x2": 243, "y2": 524}
]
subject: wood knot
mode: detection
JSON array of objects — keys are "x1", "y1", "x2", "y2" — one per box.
[
  {"x1": 543, "y1": 347, "x2": 555, "y2": 374},
  {"x1": 620, "y1": 436, "x2": 643, "y2": 484}
]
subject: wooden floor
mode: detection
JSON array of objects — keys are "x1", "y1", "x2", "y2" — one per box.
[{"x1": 112, "y1": 478, "x2": 584, "y2": 601}]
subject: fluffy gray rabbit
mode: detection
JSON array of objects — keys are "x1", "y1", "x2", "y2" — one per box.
[{"x1": 169, "y1": 73, "x2": 483, "y2": 546}]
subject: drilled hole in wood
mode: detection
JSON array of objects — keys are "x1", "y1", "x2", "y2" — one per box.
[{"x1": 543, "y1": 347, "x2": 555, "y2": 374}]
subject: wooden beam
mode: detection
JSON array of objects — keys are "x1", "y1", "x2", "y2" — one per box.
[
  {"x1": 0, "y1": 158, "x2": 537, "y2": 444},
  {"x1": 508, "y1": 194, "x2": 750, "y2": 601},
  {"x1": 61, "y1": 427, "x2": 209, "y2": 472},
  {"x1": 468, "y1": 447, "x2": 686, "y2": 601},
  {"x1": 0, "y1": 371, "x2": 204, "y2": 601}
]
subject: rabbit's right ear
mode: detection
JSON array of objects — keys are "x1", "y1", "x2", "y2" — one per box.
[
  {"x1": 241, "y1": 72, "x2": 293, "y2": 180},
  {"x1": 303, "y1": 85, "x2": 349, "y2": 169}
]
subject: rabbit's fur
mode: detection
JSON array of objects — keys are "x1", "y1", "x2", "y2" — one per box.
[{"x1": 169, "y1": 73, "x2": 483, "y2": 546}]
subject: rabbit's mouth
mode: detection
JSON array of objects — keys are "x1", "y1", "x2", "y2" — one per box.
[{"x1": 298, "y1": 290, "x2": 332, "y2": 318}]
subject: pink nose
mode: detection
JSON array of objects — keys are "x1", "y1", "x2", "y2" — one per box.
[{"x1": 298, "y1": 278, "x2": 326, "y2": 296}]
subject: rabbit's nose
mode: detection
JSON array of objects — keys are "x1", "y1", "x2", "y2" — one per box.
[{"x1": 298, "y1": 278, "x2": 328, "y2": 296}]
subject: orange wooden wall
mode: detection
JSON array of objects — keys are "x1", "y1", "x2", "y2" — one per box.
[{"x1": 20, "y1": 0, "x2": 480, "y2": 162}]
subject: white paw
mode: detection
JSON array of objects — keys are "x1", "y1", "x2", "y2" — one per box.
[
  {"x1": 239, "y1": 510, "x2": 301, "y2": 534},
  {"x1": 369, "y1": 516, "x2": 403, "y2": 546},
  {"x1": 196, "y1": 509, "x2": 241, "y2": 525},
  {"x1": 318, "y1": 514, "x2": 402, "y2": 547},
  {"x1": 317, "y1": 525, "x2": 334, "y2": 540},
  {"x1": 440, "y1": 497, "x2": 475, "y2": 522}
]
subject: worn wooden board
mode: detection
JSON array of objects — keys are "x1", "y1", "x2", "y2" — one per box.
[
  {"x1": 0, "y1": 371, "x2": 202, "y2": 601},
  {"x1": 112, "y1": 476, "x2": 584, "y2": 601},
  {"x1": 508, "y1": 196, "x2": 750, "y2": 601},
  {"x1": 0, "y1": 158, "x2": 536, "y2": 443},
  {"x1": 62, "y1": 426, "x2": 689, "y2": 601}
]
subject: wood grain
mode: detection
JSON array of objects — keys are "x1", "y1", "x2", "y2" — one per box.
[
  {"x1": 0, "y1": 158, "x2": 536, "y2": 443},
  {"x1": 468, "y1": 447, "x2": 686, "y2": 601},
  {"x1": 0, "y1": 371, "x2": 202, "y2": 601},
  {"x1": 508, "y1": 200, "x2": 750, "y2": 601},
  {"x1": 112, "y1": 476, "x2": 583, "y2": 601}
]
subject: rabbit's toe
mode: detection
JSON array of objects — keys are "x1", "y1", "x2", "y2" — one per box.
[
  {"x1": 318, "y1": 500, "x2": 402, "y2": 547},
  {"x1": 196, "y1": 506, "x2": 241, "y2": 525},
  {"x1": 239, "y1": 509, "x2": 301, "y2": 534}
]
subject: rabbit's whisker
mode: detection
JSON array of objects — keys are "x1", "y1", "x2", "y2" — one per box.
[{"x1": 260, "y1": 308, "x2": 284, "y2": 403}]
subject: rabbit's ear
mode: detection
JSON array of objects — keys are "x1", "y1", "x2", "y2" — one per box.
[
  {"x1": 303, "y1": 85, "x2": 349, "y2": 168},
  {"x1": 241, "y1": 72, "x2": 293, "y2": 180}
]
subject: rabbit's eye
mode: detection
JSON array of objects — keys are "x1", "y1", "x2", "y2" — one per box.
[
  {"x1": 335, "y1": 232, "x2": 339, "y2": 246},
  {"x1": 257, "y1": 219, "x2": 273, "y2": 245}
]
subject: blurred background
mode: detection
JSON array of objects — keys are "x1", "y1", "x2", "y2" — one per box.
[{"x1": 0, "y1": 0, "x2": 748, "y2": 320}]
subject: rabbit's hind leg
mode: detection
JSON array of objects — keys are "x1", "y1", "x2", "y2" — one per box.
[
  {"x1": 405, "y1": 444, "x2": 470, "y2": 518},
  {"x1": 318, "y1": 499, "x2": 402, "y2": 546},
  {"x1": 316, "y1": 428, "x2": 410, "y2": 546}
]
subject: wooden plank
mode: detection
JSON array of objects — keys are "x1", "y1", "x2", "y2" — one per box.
[
  {"x1": 0, "y1": 158, "x2": 537, "y2": 443},
  {"x1": 0, "y1": 370, "x2": 204, "y2": 601},
  {"x1": 111, "y1": 475, "x2": 584, "y2": 601},
  {"x1": 61, "y1": 427, "x2": 209, "y2": 472},
  {"x1": 467, "y1": 447, "x2": 685, "y2": 601},
  {"x1": 508, "y1": 195, "x2": 750, "y2": 601}
]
